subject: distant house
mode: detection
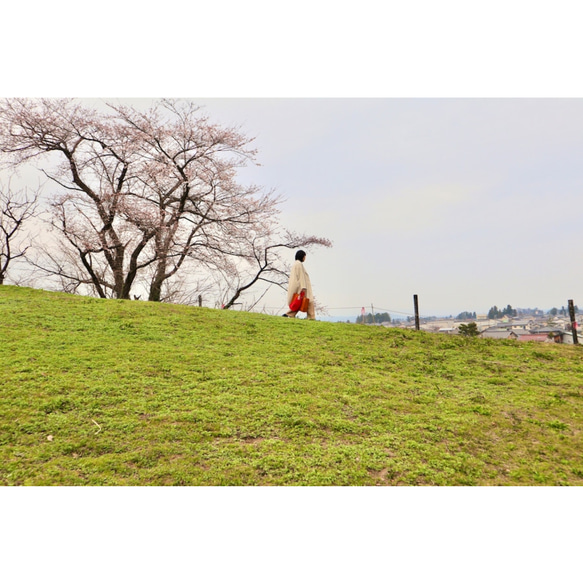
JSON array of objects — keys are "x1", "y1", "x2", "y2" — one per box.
[
  {"x1": 480, "y1": 328, "x2": 519, "y2": 340},
  {"x1": 534, "y1": 326, "x2": 563, "y2": 335},
  {"x1": 527, "y1": 327, "x2": 572, "y2": 343},
  {"x1": 421, "y1": 319, "x2": 456, "y2": 332},
  {"x1": 511, "y1": 329, "x2": 532, "y2": 339},
  {"x1": 492, "y1": 319, "x2": 534, "y2": 331},
  {"x1": 437, "y1": 327, "x2": 458, "y2": 335},
  {"x1": 479, "y1": 327, "x2": 532, "y2": 340},
  {"x1": 516, "y1": 328, "x2": 569, "y2": 343},
  {"x1": 510, "y1": 319, "x2": 535, "y2": 330},
  {"x1": 475, "y1": 319, "x2": 498, "y2": 331}
]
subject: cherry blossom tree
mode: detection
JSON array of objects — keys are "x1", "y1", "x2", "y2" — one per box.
[
  {"x1": 0, "y1": 98, "x2": 146, "y2": 298},
  {"x1": 0, "y1": 98, "x2": 331, "y2": 304}
]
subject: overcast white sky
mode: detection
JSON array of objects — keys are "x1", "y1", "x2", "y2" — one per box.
[
  {"x1": 20, "y1": 97, "x2": 581, "y2": 319},
  {"x1": 190, "y1": 98, "x2": 583, "y2": 318}
]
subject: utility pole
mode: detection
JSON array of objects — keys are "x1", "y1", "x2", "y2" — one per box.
[
  {"x1": 568, "y1": 299, "x2": 579, "y2": 345},
  {"x1": 413, "y1": 294, "x2": 420, "y2": 331}
]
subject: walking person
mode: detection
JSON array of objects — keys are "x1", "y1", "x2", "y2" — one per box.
[{"x1": 284, "y1": 250, "x2": 316, "y2": 320}]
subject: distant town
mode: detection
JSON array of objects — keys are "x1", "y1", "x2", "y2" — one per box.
[{"x1": 354, "y1": 305, "x2": 581, "y2": 344}]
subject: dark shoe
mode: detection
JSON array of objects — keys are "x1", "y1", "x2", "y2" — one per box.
[{"x1": 282, "y1": 314, "x2": 289, "y2": 317}]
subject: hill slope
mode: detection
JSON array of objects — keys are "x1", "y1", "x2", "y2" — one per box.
[{"x1": 1, "y1": 285, "x2": 582, "y2": 486}]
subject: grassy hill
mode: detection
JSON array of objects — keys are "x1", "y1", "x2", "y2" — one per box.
[{"x1": 1, "y1": 285, "x2": 582, "y2": 486}]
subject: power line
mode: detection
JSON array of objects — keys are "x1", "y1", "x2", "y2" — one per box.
[
  {"x1": 323, "y1": 306, "x2": 418, "y2": 317},
  {"x1": 264, "y1": 304, "x2": 430, "y2": 318}
]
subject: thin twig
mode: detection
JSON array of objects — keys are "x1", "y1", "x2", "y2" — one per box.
[{"x1": 92, "y1": 419, "x2": 102, "y2": 434}]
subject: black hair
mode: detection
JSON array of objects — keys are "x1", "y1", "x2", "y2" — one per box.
[{"x1": 295, "y1": 250, "x2": 306, "y2": 262}]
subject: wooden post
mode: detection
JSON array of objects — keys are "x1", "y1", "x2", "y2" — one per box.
[
  {"x1": 568, "y1": 299, "x2": 579, "y2": 345},
  {"x1": 413, "y1": 294, "x2": 420, "y2": 331},
  {"x1": 198, "y1": 294, "x2": 202, "y2": 307}
]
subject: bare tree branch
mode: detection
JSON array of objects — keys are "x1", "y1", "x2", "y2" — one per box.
[{"x1": 0, "y1": 181, "x2": 39, "y2": 284}]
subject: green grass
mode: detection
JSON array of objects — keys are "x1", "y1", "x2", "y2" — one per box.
[{"x1": 1, "y1": 285, "x2": 583, "y2": 486}]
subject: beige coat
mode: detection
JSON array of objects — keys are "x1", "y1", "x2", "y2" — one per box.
[{"x1": 287, "y1": 260, "x2": 313, "y2": 306}]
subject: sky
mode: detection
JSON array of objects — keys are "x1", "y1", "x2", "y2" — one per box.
[
  {"x1": 17, "y1": 97, "x2": 580, "y2": 320},
  {"x1": 4, "y1": 98, "x2": 583, "y2": 319},
  {"x1": 188, "y1": 98, "x2": 583, "y2": 319}
]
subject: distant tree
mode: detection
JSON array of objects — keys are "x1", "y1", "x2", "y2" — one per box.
[
  {"x1": 488, "y1": 304, "x2": 517, "y2": 319},
  {"x1": 456, "y1": 311, "x2": 476, "y2": 320},
  {"x1": 548, "y1": 307, "x2": 558, "y2": 317},
  {"x1": 0, "y1": 183, "x2": 38, "y2": 285},
  {"x1": 458, "y1": 322, "x2": 479, "y2": 337},
  {"x1": 356, "y1": 312, "x2": 391, "y2": 325}
]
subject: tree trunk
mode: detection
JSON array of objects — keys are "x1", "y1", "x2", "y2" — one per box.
[
  {"x1": 148, "y1": 260, "x2": 166, "y2": 302},
  {"x1": 148, "y1": 279, "x2": 163, "y2": 302}
]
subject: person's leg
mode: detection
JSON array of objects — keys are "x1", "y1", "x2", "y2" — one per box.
[
  {"x1": 307, "y1": 301, "x2": 316, "y2": 320},
  {"x1": 284, "y1": 310, "x2": 299, "y2": 318}
]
